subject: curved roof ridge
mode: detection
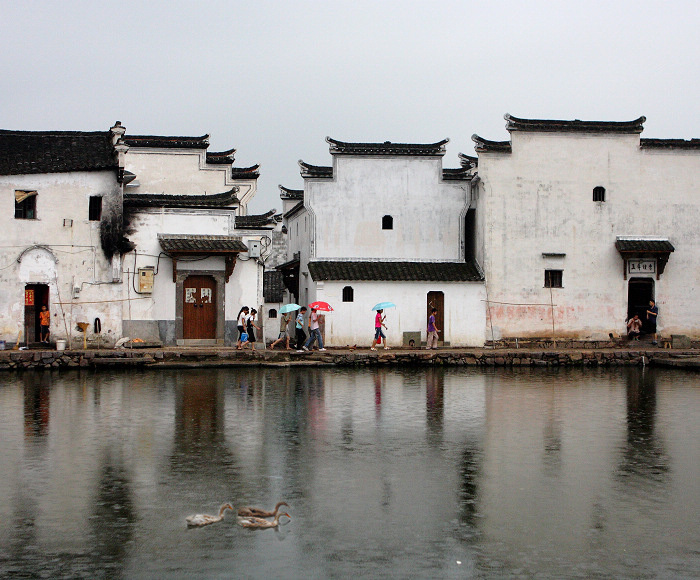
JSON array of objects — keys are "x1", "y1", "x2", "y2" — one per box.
[
  {"x1": 471, "y1": 134, "x2": 512, "y2": 153},
  {"x1": 504, "y1": 113, "x2": 646, "y2": 134},
  {"x1": 122, "y1": 134, "x2": 210, "y2": 149},
  {"x1": 326, "y1": 136, "x2": 449, "y2": 156},
  {"x1": 299, "y1": 160, "x2": 333, "y2": 179}
]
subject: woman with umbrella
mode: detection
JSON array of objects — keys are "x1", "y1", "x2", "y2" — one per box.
[{"x1": 270, "y1": 304, "x2": 299, "y2": 350}]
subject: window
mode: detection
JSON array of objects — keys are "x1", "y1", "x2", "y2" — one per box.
[
  {"x1": 382, "y1": 215, "x2": 393, "y2": 230},
  {"x1": 89, "y1": 196, "x2": 102, "y2": 221},
  {"x1": 342, "y1": 286, "x2": 354, "y2": 302},
  {"x1": 593, "y1": 186, "x2": 606, "y2": 202},
  {"x1": 544, "y1": 269, "x2": 563, "y2": 288},
  {"x1": 269, "y1": 309, "x2": 278, "y2": 319},
  {"x1": 15, "y1": 190, "x2": 37, "y2": 219}
]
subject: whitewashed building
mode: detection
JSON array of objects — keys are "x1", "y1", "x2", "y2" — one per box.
[
  {"x1": 120, "y1": 130, "x2": 268, "y2": 346},
  {"x1": 0, "y1": 126, "x2": 127, "y2": 348},
  {"x1": 472, "y1": 114, "x2": 700, "y2": 340},
  {"x1": 278, "y1": 138, "x2": 486, "y2": 347}
]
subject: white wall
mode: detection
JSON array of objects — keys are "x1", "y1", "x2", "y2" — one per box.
[
  {"x1": 315, "y1": 280, "x2": 486, "y2": 346},
  {"x1": 308, "y1": 156, "x2": 470, "y2": 261},
  {"x1": 477, "y1": 131, "x2": 700, "y2": 338},
  {"x1": 0, "y1": 171, "x2": 122, "y2": 345}
]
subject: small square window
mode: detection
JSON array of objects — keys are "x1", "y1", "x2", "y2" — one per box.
[
  {"x1": 544, "y1": 269, "x2": 563, "y2": 288},
  {"x1": 342, "y1": 286, "x2": 354, "y2": 302},
  {"x1": 15, "y1": 191, "x2": 37, "y2": 219},
  {"x1": 382, "y1": 215, "x2": 393, "y2": 230},
  {"x1": 593, "y1": 186, "x2": 606, "y2": 202},
  {"x1": 89, "y1": 196, "x2": 102, "y2": 221}
]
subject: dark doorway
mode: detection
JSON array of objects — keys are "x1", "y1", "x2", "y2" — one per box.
[
  {"x1": 183, "y1": 275, "x2": 217, "y2": 339},
  {"x1": 427, "y1": 291, "x2": 444, "y2": 345},
  {"x1": 24, "y1": 284, "x2": 50, "y2": 345},
  {"x1": 628, "y1": 278, "x2": 654, "y2": 332}
]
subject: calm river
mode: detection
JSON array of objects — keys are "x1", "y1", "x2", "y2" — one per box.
[{"x1": 0, "y1": 366, "x2": 698, "y2": 579}]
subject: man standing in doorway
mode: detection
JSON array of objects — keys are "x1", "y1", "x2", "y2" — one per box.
[
  {"x1": 39, "y1": 305, "x2": 50, "y2": 343},
  {"x1": 646, "y1": 300, "x2": 659, "y2": 345}
]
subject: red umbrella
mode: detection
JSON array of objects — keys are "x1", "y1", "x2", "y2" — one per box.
[{"x1": 308, "y1": 301, "x2": 333, "y2": 312}]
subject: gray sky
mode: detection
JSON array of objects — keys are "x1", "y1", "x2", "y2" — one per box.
[{"x1": 2, "y1": 1, "x2": 699, "y2": 213}]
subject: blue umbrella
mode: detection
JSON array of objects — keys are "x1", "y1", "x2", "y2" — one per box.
[
  {"x1": 280, "y1": 303, "x2": 301, "y2": 314},
  {"x1": 371, "y1": 302, "x2": 396, "y2": 311}
]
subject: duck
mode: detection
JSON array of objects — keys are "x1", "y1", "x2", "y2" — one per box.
[
  {"x1": 186, "y1": 503, "x2": 234, "y2": 527},
  {"x1": 238, "y1": 512, "x2": 291, "y2": 529},
  {"x1": 237, "y1": 501, "x2": 289, "y2": 518}
]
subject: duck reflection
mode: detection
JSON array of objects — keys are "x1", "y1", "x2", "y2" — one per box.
[
  {"x1": 616, "y1": 369, "x2": 669, "y2": 488},
  {"x1": 425, "y1": 368, "x2": 444, "y2": 446}
]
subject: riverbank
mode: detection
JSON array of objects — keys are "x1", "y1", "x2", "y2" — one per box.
[{"x1": 1, "y1": 345, "x2": 699, "y2": 371}]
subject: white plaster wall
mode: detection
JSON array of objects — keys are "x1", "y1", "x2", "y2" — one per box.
[
  {"x1": 477, "y1": 131, "x2": 700, "y2": 338},
  {"x1": 124, "y1": 150, "x2": 256, "y2": 207},
  {"x1": 309, "y1": 156, "x2": 470, "y2": 260},
  {"x1": 315, "y1": 280, "x2": 486, "y2": 346},
  {"x1": 0, "y1": 171, "x2": 122, "y2": 343}
]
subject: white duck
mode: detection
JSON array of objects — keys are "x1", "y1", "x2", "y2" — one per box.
[
  {"x1": 186, "y1": 503, "x2": 234, "y2": 527},
  {"x1": 237, "y1": 511, "x2": 291, "y2": 529}
]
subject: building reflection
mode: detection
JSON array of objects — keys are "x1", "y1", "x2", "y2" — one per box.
[
  {"x1": 23, "y1": 372, "x2": 51, "y2": 438},
  {"x1": 425, "y1": 367, "x2": 444, "y2": 446},
  {"x1": 459, "y1": 441, "x2": 482, "y2": 529},
  {"x1": 616, "y1": 369, "x2": 669, "y2": 488}
]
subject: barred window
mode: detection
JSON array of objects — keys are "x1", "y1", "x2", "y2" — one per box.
[{"x1": 544, "y1": 269, "x2": 563, "y2": 288}]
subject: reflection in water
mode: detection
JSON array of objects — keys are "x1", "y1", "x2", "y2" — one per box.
[
  {"x1": 617, "y1": 369, "x2": 670, "y2": 488},
  {"x1": 0, "y1": 367, "x2": 698, "y2": 578},
  {"x1": 425, "y1": 368, "x2": 444, "y2": 447}
]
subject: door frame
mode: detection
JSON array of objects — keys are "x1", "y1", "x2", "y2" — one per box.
[
  {"x1": 24, "y1": 283, "x2": 50, "y2": 345},
  {"x1": 175, "y1": 269, "x2": 225, "y2": 345},
  {"x1": 427, "y1": 290, "x2": 445, "y2": 346}
]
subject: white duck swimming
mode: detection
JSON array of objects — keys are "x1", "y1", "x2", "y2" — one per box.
[
  {"x1": 186, "y1": 503, "x2": 234, "y2": 527},
  {"x1": 237, "y1": 511, "x2": 291, "y2": 529}
]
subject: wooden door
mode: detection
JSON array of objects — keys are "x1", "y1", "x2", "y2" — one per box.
[
  {"x1": 427, "y1": 291, "x2": 444, "y2": 344},
  {"x1": 183, "y1": 276, "x2": 216, "y2": 339}
]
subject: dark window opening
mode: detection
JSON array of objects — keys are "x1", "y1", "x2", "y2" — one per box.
[
  {"x1": 382, "y1": 215, "x2": 393, "y2": 230},
  {"x1": 15, "y1": 191, "x2": 37, "y2": 219},
  {"x1": 269, "y1": 309, "x2": 278, "y2": 319},
  {"x1": 342, "y1": 286, "x2": 354, "y2": 302},
  {"x1": 593, "y1": 186, "x2": 606, "y2": 202},
  {"x1": 465, "y1": 208, "x2": 476, "y2": 261},
  {"x1": 89, "y1": 196, "x2": 102, "y2": 221},
  {"x1": 544, "y1": 269, "x2": 563, "y2": 288}
]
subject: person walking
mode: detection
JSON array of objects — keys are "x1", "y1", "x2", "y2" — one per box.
[
  {"x1": 295, "y1": 307, "x2": 307, "y2": 351},
  {"x1": 39, "y1": 305, "x2": 50, "y2": 343},
  {"x1": 236, "y1": 306, "x2": 249, "y2": 349},
  {"x1": 646, "y1": 300, "x2": 659, "y2": 345},
  {"x1": 303, "y1": 307, "x2": 326, "y2": 351},
  {"x1": 426, "y1": 307, "x2": 440, "y2": 349},
  {"x1": 371, "y1": 309, "x2": 389, "y2": 351},
  {"x1": 269, "y1": 312, "x2": 292, "y2": 350},
  {"x1": 244, "y1": 308, "x2": 261, "y2": 350}
]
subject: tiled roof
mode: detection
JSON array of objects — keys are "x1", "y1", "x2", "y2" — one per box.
[
  {"x1": 615, "y1": 238, "x2": 675, "y2": 253},
  {"x1": 327, "y1": 137, "x2": 449, "y2": 156},
  {"x1": 235, "y1": 210, "x2": 278, "y2": 229},
  {"x1": 158, "y1": 234, "x2": 248, "y2": 253},
  {"x1": 641, "y1": 138, "x2": 700, "y2": 149},
  {"x1": 299, "y1": 160, "x2": 333, "y2": 179},
  {"x1": 458, "y1": 152, "x2": 478, "y2": 168},
  {"x1": 206, "y1": 148, "x2": 236, "y2": 164},
  {"x1": 471, "y1": 135, "x2": 512, "y2": 153},
  {"x1": 231, "y1": 164, "x2": 260, "y2": 179},
  {"x1": 124, "y1": 188, "x2": 239, "y2": 208},
  {"x1": 122, "y1": 134, "x2": 209, "y2": 149},
  {"x1": 442, "y1": 167, "x2": 472, "y2": 181},
  {"x1": 279, "y1": 185, "x2": 303, "y2": 200},
  {"x1": 505, "y1": 113, "x2": 646, "y2": 134},
  {"x1": 308, "y1": 260, "x2": 484, "y2": 282},
  {"x1": 264, "y1": 271, "x2": 285, "y2": 303},
  {"x1": 284, "y1": 200, "x2": 305, "y2": 219},
  {"x1": 0, "y1": 129, "x2": 117, "y2": 175}
]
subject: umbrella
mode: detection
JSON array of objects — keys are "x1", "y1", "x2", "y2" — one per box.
[
  {"x1": 279, "y1": 303, "x2": 301, "y2": 314},
  {"x1": 371, "y1": 302, "x2": 396, "y2": 311},
  {"x1": 308, "y1": 301, "x2": 333, "y2": 312}
]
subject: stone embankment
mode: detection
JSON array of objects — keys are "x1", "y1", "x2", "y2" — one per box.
[{"x1": 1, "y1": 347, "x2": 699, "y2": 371}]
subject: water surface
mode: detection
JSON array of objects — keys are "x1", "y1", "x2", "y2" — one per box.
[{"x1": 0, "y1": 366, "x2": 698, "y2": 578}]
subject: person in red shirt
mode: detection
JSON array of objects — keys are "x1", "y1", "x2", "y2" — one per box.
[{"x1": 370, "y1": 309, "x2": 390, "y2": 351}]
